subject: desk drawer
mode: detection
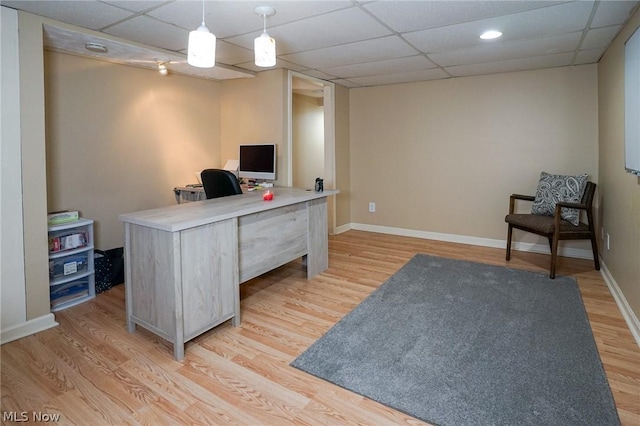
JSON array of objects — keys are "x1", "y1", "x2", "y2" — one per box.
[{"x1": 238, "y1": 203, "x2": 307, "y2": 282}]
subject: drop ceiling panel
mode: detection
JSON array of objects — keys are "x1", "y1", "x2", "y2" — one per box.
[
  {"x1": 146, "y1": 1, "x2": 258, "y2": 37},
  {"x1": 331, "y1": 78, "x2": 361, "y2": 88},
  {"x1": 215, "y1": 40, "x2": 254, "y2": 66},
  {"x1": 146, "y1": 1, "x2": 353, "y2": 39},
  {"x1": 347, "y1": 67, "x2": 451, "y2": 86},
  {"x1": 321, "y1": 55, "x2": 437, "y2": 79},
  {"x1": 1, "y1": 0, "x2": 132, "y2": 30},
  {"x1": 581, "y1": 26, "x2": 624, "y2": 50},
  {"x1": 293, "y1": 68, "x2": 339, "y2": 82},
  {"x1": 103, "y1": 15, "x2": 190, "y2": 51},
  {"x1": 404, "y1": 1, "x2": 594, "y2": 54},
  {"x1": 361, "y1": 0, "x2": 556, "y2": 33},
  {"x1": 101, "y1": 1, "x2": 166, "y2": 14},
  {"x1": 225, "y1": 7, "x2": 393, "y2": 54},
  {"x1": 574, "y1": 48, "x2": 606, "y2": 64},
  {"x1": 281, "y1": 36, "x2": 418, "y2": 69},
  {"x1": 430, "y1": 32, "x2": 582, "y2": 67},
  {"x1": 591, "y1": 1, "x2": 640, "y2": 27},
  {"x1": 446, "y1": 52, "x2": 574, "y2": 77},
  {"x1": 235, "y1": 57, "x2": 309, "y2": 74}
]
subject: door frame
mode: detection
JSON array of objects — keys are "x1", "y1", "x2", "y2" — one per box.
[{"x1": 287, "y1": 70, "x2": 336, "y2": 234}]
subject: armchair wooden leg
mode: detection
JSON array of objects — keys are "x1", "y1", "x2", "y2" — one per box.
[
  {"x1": 550, "y1": 234, "x2": 559, "y2": 279},
  {"x1": 506, "y1": 225, "x2": 513, "y2": 261},
  {"x1": 590, "y1": 237, "x2": 601, "y2": 271}
]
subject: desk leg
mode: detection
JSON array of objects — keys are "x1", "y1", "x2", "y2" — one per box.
[
  {"x1": 174, "y1": 342, "x2": 185, "y2": 361},
  {"x1": 307, "y1": 198, "x2": 329, "y2": 278},
  {"x1": 173, "y1": 229, "x2": 184, "y2": 361},
  {"x1": 232, "y1": 313, "x2": 240, "y2": 327},
  {"x1": 124, "y1": 223, "x2": 136, "y2": 332},
  {"x1": 233, "y1": 221, "x2": 241, "y2": 327}
]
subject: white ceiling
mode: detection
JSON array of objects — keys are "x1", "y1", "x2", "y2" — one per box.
[{"x1": 2, "y1": 0, "x2": 639, "y2": 87}]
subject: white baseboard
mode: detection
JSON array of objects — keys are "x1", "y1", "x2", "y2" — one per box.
[
  {"x1": 348, "y1": 223, "x2": 595, "y2": 259},
  {"x1": 599, "y1": 261, "x2": 640, "y2": 348},
  {"x1": 0, "y1": 313, "x2": 58, "y2": 345},
  {"x1": 333, "y1": 223, "x2": 352, "y2": 235}
]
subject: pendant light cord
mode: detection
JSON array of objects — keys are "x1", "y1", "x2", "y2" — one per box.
[{"x1": 201, "y1": 0, "x2": 206, "y2": 26}]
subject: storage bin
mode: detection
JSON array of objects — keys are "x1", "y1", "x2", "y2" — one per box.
[
  {"x1": 94, "y1": 248, "x2": 124, "y2": 293},
  {"x1": 48, "y1": 229, "x2": 89, "y2": 253},
  {"x1": 50, "y1": 277, "x2": 89, "y2": 308},
  {"x1": 49, "y1": 253, "x2": 89, "y2": 279}
]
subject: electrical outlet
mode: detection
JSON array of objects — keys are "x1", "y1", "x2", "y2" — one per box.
[{"x1": 368, "y1": 202, "x2": 376, "y2": 213}]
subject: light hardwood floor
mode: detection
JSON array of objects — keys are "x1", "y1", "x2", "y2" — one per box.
[{"x1": 2, "y1": 230, "x2": 639, "y2": 425}]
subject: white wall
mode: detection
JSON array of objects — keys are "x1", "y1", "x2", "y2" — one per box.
[
  {"x1": 292, "y1": 93, "x2": 324, "y2": 189},
  {"x1": 1, "y1": 6, "x2": 27, "y2": 334},
  {"x1": 45, "y1": 51, "x2": 222, "y2": 250},
  {"x1": 350, "y1": 65, "x2": 599, "y2": 254},
  {"x1": 1, "y1": 7, "x2": 57, "y2": 344},
  {"x1": 598, "y1": 8, "x2": 640, "y2": 329}
]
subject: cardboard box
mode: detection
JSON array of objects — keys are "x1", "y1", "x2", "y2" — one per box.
[{"x1": 47, "y1": 210, "x2": 79, "y2": 225}]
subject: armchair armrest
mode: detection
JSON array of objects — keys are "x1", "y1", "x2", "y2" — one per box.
[
  {"x1": 511, "y1": 194, "x2": 535, "y2": 201},
  {"x1": 553, "y1": 200, "x2": 589, "y2": 227},
  {"x1": 509, "y1": 194, "x2": 535, "y2": 214},
  {"x1": 555, "y1": 201, "x2": 587, "y2": 211}
]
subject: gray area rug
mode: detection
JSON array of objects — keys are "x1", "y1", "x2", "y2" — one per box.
[{"x1": 291, "y1": 254, "x2": 620, "y2": 426}]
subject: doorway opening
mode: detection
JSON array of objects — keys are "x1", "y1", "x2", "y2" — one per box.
[{"x1": 287, "y1": 71, "x2": 336, "y2": 233}]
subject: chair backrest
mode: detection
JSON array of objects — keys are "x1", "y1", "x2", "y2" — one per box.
[
  {"x1": 200, "y1": 169, "x2": 242, "y2": 199},
  {"x1": 579, "y1": 181, "x2": 597, "y2": 226},
  {"x1": 581, "y1": 181, "x2": 596, "y2": 208}
]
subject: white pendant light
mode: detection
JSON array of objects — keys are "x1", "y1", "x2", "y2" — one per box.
[
  {"x1": 188, "y1": 0, "x2": 216, "y2": 68},
  {"x1": 254, "y1": 6, "x2": 276, "y2": 68}
]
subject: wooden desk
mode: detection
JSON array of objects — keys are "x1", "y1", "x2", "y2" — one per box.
[{"x1": 119, "y1": 187, "x2": 338, "y2": 360}]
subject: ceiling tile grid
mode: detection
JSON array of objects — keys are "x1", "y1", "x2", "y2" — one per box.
[{"x1": 1, "y1": 0, "x2": 639, "y2": 87}]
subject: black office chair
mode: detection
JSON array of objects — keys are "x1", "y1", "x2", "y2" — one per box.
[{"x1": 200, "y1": 169, "x2": 242, "y2": 199}]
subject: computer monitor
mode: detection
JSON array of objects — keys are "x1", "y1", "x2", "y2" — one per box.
[{"x1": 238, "y1": 144, "x2": 276, "y2": 181}]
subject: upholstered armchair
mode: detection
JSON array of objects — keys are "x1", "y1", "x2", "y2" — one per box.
[{"x1": 505, "y1": 174, "x2": 599, "y2": 279}]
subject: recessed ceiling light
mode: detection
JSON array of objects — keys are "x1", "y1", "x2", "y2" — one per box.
[
  {"x1": 480, "y1": 30, "x2": 503, "y2": 40},
  {"x1": 85, "y1": 42, "x2": 108, "y2": 53}
]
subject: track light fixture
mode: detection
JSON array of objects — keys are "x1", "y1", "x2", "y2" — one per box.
[
  {"x1": 85, "y1": 42, "x2": 108, "y2": 53},
  {"x1": 254, "y1": 6, "x2": 276, "y2": 67},
  {"x1": 188, "y1": 0, "x2": 216, "y2": 68}
]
